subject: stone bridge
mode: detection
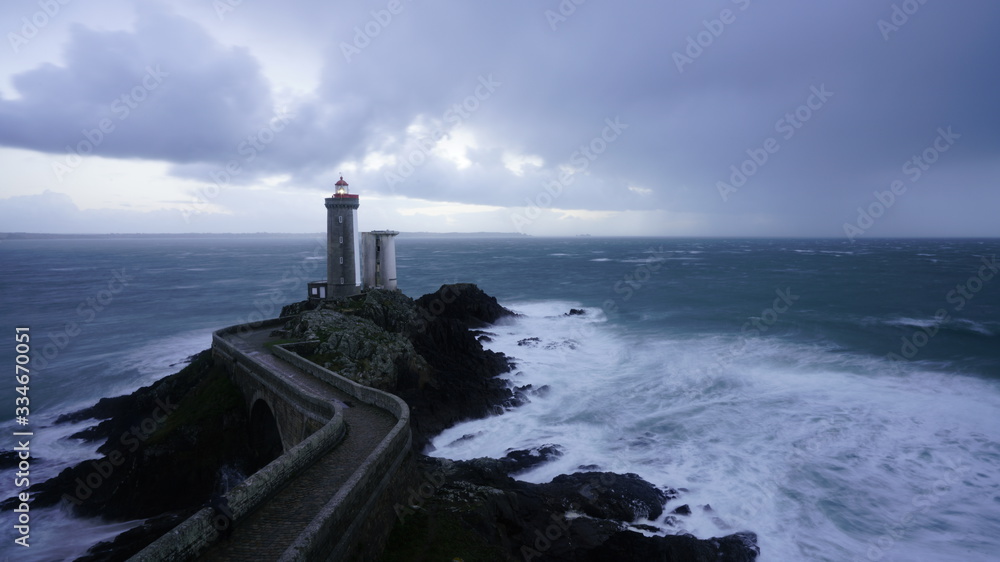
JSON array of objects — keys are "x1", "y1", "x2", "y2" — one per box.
[{"x1": 129, "y1": 317, "x2": 413, "y2": 561}]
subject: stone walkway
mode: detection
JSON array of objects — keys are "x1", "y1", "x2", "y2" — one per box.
[{"x1": 200, "y1": 328, "x2": 397, "y2": 561}]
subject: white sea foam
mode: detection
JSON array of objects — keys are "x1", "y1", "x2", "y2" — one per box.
[
  {"x1": 884, "y1": 316, "x2": 941, "y2": 329},
  {"x1": 883, "y1": 315, "x2": 995, "y2": 337},
  {"x1": 0, "y1": 505, "x2": 143, "y2": 561},
  {"x1": 429, "y1": 301, "x2": 1000, "y2": 562}
]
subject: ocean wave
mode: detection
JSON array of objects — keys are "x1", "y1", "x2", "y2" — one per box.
[
  {"x1": 883, "y1": 316, "x2": 995, "y2": 337},
  {"x1": 430, "y1": 299, "x2": 1000, "y2": 561}
]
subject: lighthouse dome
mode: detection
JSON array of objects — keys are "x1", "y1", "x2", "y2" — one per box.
[{"x1": 335, "y1": 176, "x2": 349, "y2": 195}]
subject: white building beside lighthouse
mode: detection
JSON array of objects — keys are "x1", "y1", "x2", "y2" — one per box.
[{"x1": 361, "y1": 230, "x2": 399, "y2": 290}]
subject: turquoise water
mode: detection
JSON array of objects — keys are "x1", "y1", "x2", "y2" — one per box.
[{"x1": 1, "y1": 236, "x2": 999, "y2": 560}]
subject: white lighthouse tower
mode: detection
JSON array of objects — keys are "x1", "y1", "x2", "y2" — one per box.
[
  {"x1": 307, "y1": 175, "x2": 400, "y2": 301},
  {"x1": 325, "y1": 176, "x2": 361, "y2": 298}
]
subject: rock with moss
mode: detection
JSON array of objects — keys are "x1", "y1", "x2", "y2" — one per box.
[
  {"x1": 355, "y1": 288, "x2": 421, "y2": 333},
  {"x1": 285, "y1": 308, "x2": 430, "y2": 391},
  {"x1": 280, "y1": 286, "x2": 518, "y2": 450}
]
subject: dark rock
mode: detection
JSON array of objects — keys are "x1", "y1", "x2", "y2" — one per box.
[
  {"x1": 518, "y1": 337, "x2": 541, "y2": 347},
  {"x1": 56, "y1": 394, "x2": 132, "y2": 427},
  {"x1": 446, "y1": 433, "x2": 482, "y2": 447},
  {"x1": 0, "y1": 451, "x2": 24, "y2": 470},
  {"x1": 74, "y1": 510, "x2": 195, "y2": 562},
  {"x1": 403, "y1": 289, "x2": 515, "y2": 451},
  {"x1": 354, "y1": 289, "x2": 420, "y2": 333},
  {"x1": 286, "y1": 308, "x2": 427, "y2": 391},
  {"x1": 585, "y1": 530, "x2": 759, "y2": 562},
  {"x1": 497, "y1": 444, "x2": 564, "y2": 474},
  {"x1": 414, "y1": 283, "x2": 515, "y2": 327},
  {"x1": 541, "y1": 472, "x2": 675, "y2": 522},
  {"x1": 672, "y1": 504, "x2": 692, "y2": 516},
  {"x1": 532, "y1": 384, "x2": 551, "y2": 398},
  {"x1": 382, "y1": 456, "x2": 760, "y2": 562},
  {"x1": 566, "y1": 308, "x2": 586, "y2": 316},
  {"x1": 279, "y1": 299, "x2": 321, "y2": 318},
  {"x1": 2, "y1": 351, "x2": 256, "y2": 520},
  {"x1": 280, "y1": 287, "x2": 516, "y2": 452},
  {"x1": 507, "y1": 383, "x2": 549, "y2": 407}
]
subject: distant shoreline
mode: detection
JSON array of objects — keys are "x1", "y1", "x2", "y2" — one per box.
[
  {"x1": 3, "y1": 232, "x2": 996, "y2": 241},
  {"x1": 0, "y1": 231, "x2": 531, "y2": 240}
]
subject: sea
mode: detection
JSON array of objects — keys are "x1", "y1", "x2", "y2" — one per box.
[{"x1": 1, "y1": 236, "x2": 998, "y2": 561}]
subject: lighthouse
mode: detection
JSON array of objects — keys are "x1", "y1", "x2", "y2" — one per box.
[
  {"x1": 307, "y1": 175, "x2": 400, "y2": 301},
  {"x1": 325, "y1": 176, "x2": 361, "y2": 298}
]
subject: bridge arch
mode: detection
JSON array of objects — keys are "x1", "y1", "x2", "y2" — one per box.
[{"x1": 248, "y1": 397, "x2": 283, "y2": 470}]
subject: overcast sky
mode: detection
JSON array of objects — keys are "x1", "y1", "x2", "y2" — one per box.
[{"x1": 1, "y1": 0, "x2": 997, "y2": 237}]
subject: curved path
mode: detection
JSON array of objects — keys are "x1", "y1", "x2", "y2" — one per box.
[{"x1": 199, "y1": 327, "x2": 398, "y2": 561}]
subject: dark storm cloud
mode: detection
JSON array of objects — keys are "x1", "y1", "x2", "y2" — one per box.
[
  {"x1": 0, "y1": 4, "x2": 275, "y2": 163},
  {"x1": 294, "y1": 0, "x2": 1000, "y2": 223},
  {"x1": 1, "y1": 0, "x2": 998, "y2": 235}
]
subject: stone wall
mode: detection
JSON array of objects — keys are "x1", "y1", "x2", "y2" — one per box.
[
  {"x1": 128, "y1": 318, "x2": 412, "y2": 561},
  {"x1": 272, "y1": 343, "x2": 412, "y2": 561}
]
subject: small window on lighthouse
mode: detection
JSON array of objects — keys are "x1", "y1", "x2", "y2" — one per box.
[
  {"x1": 338, "y1": 216, "x2": 343, "y2": 224},
  {"x1": 339, "y1": 257, "x2": 344, "y2": 264},
  {"x1": 339, "y1": 236, "x2": 343, "y2": 244}
]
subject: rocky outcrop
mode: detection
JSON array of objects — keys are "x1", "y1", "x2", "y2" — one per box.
[
  {"x1": 3, "y1": 351, "x2": 255, "y2": 520},
  {"x1": 0, "y1": 351, "x2": 257, "y2": 560},
  {"x1": 415, "y1": 283, "x2": 514, "y2": 327},
  {"x1": 405, "y1": 286, "x2": 517, "y2": 450},
  {"x1": 382, "y1": 455, "x2": 760, "y2": 561},
  {"x1": 284, "y1": 308, "x2": 429, "y2": 391},
  {"x1": 278, "y1": 285, "x2": 517, "y2": 450}
]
